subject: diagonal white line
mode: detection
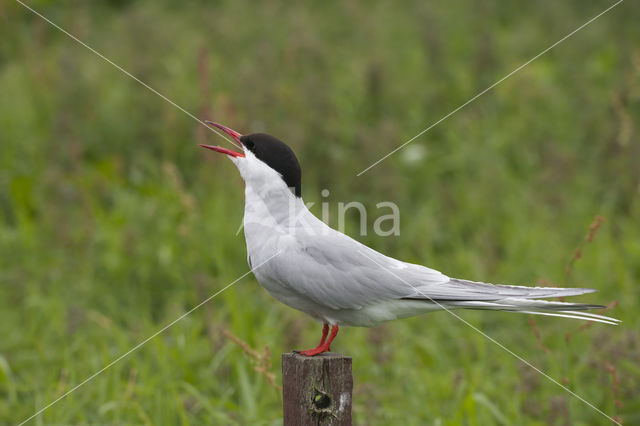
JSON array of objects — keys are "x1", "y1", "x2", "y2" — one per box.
[
  {"x1": 358, "y1": 251, "x2": 620, "y2": 425},
  {"x1": 14, "y1": 0, "x2": 241, "y2": 149},
  {"x1": 356, "y1": 0, "x2": 624, "y2": 176},
  {"x1": 18, "y1": 251, "x2": 282, "y2": 426}
]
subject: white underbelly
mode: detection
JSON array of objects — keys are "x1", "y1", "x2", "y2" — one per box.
[{"x1": 252, "y1": 267, "x2": 442, "y2": 327}]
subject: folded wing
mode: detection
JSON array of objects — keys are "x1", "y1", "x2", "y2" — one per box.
[{"x1": 266, "y1": 229, "x2": 606, "y2": 317}]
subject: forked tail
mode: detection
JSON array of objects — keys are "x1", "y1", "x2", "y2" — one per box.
[{"x1": 441, "y1": 298, "x2": 619, "y2": 325}]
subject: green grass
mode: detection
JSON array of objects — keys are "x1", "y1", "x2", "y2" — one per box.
[{"x1": 1, "y1": 0, "x2": 639, "y2": 424}]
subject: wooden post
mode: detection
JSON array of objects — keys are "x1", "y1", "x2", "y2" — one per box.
[{"x1": 282, "y1": 352, "x2": 353, "y2": 425}]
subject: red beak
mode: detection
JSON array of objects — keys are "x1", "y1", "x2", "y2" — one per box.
[{"x1": 199, "y1": 122, "x2": 245, "y2": 158}]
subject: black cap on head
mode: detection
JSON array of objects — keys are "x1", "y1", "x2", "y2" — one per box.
[{"x1": 240, "y1": 133, "x2": 302, "y2": 197}]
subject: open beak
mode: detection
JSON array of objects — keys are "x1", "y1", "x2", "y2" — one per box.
[{"x1": 199, "y1": 121, "x2": 245, "y2": 158}]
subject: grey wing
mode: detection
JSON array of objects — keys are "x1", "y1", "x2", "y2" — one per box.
[
  {"x1": 265, "y1": 231, "x2": 598, "y2": 310},
  {"x1": 266, "y1": 232, "x2": 450, "y2": 310}
]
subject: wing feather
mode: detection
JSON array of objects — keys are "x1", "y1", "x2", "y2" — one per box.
[
  {"x1": 259, "y1": 227, "x2": 598, "y2": 311},
  {"x1": 264, "y1": 231, "x2": 447, "y2": 310}
]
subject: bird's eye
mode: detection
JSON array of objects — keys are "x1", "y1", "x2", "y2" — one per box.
[{"x1": 243, "y1": 139, "x2": 255, "y2": 150}]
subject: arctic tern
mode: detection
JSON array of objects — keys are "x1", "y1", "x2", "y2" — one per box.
[{"x1": 200, "y1": 122, "x2": 618, "y2": 356}]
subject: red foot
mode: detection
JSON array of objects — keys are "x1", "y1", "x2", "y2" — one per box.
[
  {"x1": 296, "y1": 324, "x2": 339, "y2": 357},
  {"x1": 298, "y1": 344, "x2": 331, "y2": 357}
]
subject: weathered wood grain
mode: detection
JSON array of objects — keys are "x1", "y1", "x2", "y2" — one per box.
[{"x1": 282, "y1": 352, "x2": 353, "y2": 425}]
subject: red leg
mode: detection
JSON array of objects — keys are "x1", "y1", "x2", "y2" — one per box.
[
  {"x1": 324, "y1": 325, "x2": 339, "y2": 350},
  {"x1": 297, "y1": 325, "x2": 339, "y2": 357},
  {"x1": 318, "y1": 323, "x2": 329, "y2": 346},
  {"x1": 295, "y1": 324, "x2": 328, "y2": 356}
]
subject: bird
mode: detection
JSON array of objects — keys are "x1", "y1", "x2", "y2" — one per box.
[{"x1": 199, "y1": 122, "x2": 619, "y2": 356}]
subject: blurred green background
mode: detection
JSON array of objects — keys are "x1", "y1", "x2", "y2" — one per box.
[{"x1": 1, "y1": 0, "x2": 639, "y2": 424}]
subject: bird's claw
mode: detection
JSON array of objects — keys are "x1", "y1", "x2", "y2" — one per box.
[{"x1": 295, "y1": 345, "x2": 331, "y2": 357}]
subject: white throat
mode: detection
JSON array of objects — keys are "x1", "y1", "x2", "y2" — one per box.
[{"x1": 230, "y1": 150, "x2": 315, "y2": 248}]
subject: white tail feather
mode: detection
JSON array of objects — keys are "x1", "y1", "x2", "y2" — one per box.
[
  {"x1": 435, "y1": 298, "x2": 619, "y2": 325},
  {"x1": 561, "y1": 310, "x2": 620, "y2": 322},
  {"x1": 518, "y1": 310, "x2": 619, "y2": 325}
]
